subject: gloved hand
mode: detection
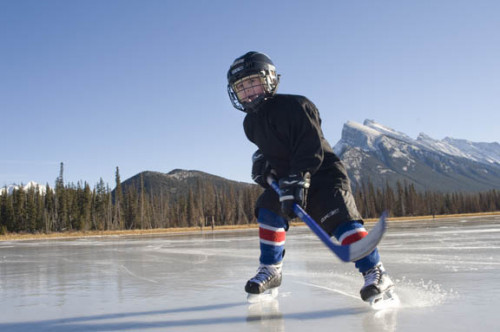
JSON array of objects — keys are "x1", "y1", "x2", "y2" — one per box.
[
  {"x1": 251, "y1": 150, "x2": 274, "y2": 188},
  {"x1": 278, "y1": 172, "x2": 311, "y2": 219}
]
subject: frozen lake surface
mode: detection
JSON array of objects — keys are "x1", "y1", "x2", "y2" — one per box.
[{"x1": 1, "y1": 214, "x2": 499, "y2": 331}]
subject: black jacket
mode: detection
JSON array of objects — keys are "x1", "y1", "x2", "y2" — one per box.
[{"x1": 243, "y1": 94, "x2": 340, "y2": 178}]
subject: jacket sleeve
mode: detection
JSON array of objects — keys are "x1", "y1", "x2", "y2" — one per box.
[{"x1": 282, "y1": 98, "x2": 325, "y2": 175}]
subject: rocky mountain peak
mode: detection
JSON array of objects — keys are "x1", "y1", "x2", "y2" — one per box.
[{"x1": 334, "y1": 120, "x2": 500, "y2": 192}]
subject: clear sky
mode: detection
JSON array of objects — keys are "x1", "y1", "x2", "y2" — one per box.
[{"x1": 1, "y1": 0, "x2": 499, "y2": 188}]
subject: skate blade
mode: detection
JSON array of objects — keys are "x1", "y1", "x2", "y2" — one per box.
[
  {"x1": 247, "y1": 287, "x2": 279, "y2": 304},
  {"x1": 369, "y1": 289, "x2": 400, "y2": 310}
]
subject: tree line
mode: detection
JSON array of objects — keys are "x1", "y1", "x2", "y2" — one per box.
[
  {"x1": 354, "y1": 180, "x2": 500, "y2": 218},
  {"x1": 1, "y1": 165, "x2": 499, "y2": 234},
  {"x1": 0, "y1": 165, "x2": 262, "y2": 234}
]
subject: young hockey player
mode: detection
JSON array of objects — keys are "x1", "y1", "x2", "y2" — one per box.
[{"x1": 226, "y1": 51, "x2": 395, "y2": 304}]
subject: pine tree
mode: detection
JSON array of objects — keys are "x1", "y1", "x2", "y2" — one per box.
[
  {"x1": 55, "y1": 162, "x2": 68, "y2": 231},
  {"x1": 12, "y1": 187, "x2": 25, "y2": 232},
  {"x1": 124, "y1": 186, "x2": 138, "y2": 229},
  {"x1": 94, "y1": 178, "x2": 108, "y2": 230},
  {"x1": 394, "y1": 181, "x2": 406, "y2": 217},
  {"x1": 44, "y1": 185, "x2": 56, "y2": 232},
  {"x1": 76, "y1": 182, "x2": 92, "y2": 231},
  {"x1": 186, "y1": 188, "x2": 198, "y2": 227},
  {"x1": 25, "y1": 186, "x2": 38, "y2": 232},
  {"x1": 114, "y1": 167, "x2": 124, "y2": 229},
  {"x1": 36, "y1": 186, "x2": 45, "y2": 232},
  {"x1": 383, "y1": 181, "x2": 395, "y2": 216},
  {"x1": 0, "y1": 187, "x2": 14, "y2": 234},
  {"x1": 139, "y1": 173, "x2": 145, "y2": 229}
]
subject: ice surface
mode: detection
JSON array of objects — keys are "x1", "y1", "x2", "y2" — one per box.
[{"x1": 1, "y1": 215, "x2": 500, "y2": 331}]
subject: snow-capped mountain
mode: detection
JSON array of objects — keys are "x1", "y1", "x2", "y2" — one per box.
[
  {"x1": 0, "y1": 181, "x2": 48, "y2": 195},
  {"x1": 333, "y1": 120, "x2": 500, "y2": 192},
  {"x1": 441, "y1": 137, "x2": 500, "y2": 164}
]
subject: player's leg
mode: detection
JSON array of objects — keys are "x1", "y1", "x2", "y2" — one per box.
[
  {"x1": 309, "y1": 183, "x2": 394, "y2": 303},
  {"x1": 245, "y1": 208, "x2": 287, "y2": 296}
]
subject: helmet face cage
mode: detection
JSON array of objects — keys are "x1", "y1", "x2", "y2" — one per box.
[{"x1": 227, "y1": 52, "x2": 280, "y2": 112}]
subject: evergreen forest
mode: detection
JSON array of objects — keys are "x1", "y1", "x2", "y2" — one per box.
[{"x1": 1, "y1": 165, "x2": 499, "y2": 235}]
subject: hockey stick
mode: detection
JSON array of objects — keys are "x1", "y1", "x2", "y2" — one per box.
[{"x1": 267, "y1": 176, "x2": 387, "y2": 262}]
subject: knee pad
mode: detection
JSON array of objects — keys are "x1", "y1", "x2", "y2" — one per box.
[{"x1": 258, "y1": 208, "x2": 288, "y2": 230}]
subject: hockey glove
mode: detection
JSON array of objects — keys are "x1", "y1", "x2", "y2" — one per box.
[
  {"x1": 278, "y1": 172, "x2": 311, "y2": 219},
  {"x1": 251, "y1": 150, "x2": 274, "y2": 189}
]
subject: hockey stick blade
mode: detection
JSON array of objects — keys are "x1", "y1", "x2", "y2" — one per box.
[
  {"x1": 268, "y1": 177, "x2": 387, "y2": 262},
  {"x1": 347, "y1": 211, "x2": 387, "y2": 262}
]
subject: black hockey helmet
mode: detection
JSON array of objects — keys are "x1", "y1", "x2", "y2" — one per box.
[{"x1": 227, "y1": 51, "x2": 280, "y2": 112}]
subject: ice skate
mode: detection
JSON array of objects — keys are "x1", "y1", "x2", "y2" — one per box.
[
  {"x1": 245, "y1": 263, "x2": 282, "y2": 303},
  {"x1": 360, "y1": 263, "x2": 399, "y2": 309}
]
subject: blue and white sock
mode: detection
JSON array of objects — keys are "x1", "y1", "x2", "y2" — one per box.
[{"x1": 257, "y1": 208, "x2": 287, "y2": 265}]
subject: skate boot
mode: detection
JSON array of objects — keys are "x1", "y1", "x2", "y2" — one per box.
[
  {"x1": 245, "y1": 263, "x2": 282, "y2": 303},
  {"x1": 360, "y1": 263, "x2": 398, "y2": 308}
]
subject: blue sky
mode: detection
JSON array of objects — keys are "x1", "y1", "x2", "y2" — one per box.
[{"x1": 1, "y1": 0, "x2": 499, "y2": 188}]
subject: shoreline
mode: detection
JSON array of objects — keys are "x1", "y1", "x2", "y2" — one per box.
[{"x1": 1, "y1": 211, "x2": 499, "y2": 242}]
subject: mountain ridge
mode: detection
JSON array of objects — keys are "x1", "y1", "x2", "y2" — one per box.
[
  {"x1": 4, "y1": 121, "x2": 499, "y2": 195},
  {"x1": 118, "y1": 169, "x2": 257, "y2": 201},
  {"x1": 333, "y1": 120, "x2": 500, "y2": 192}
]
